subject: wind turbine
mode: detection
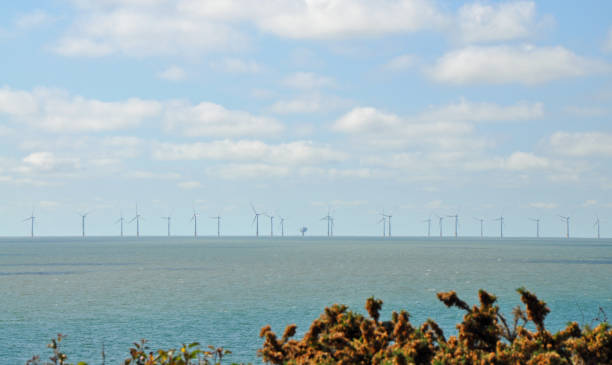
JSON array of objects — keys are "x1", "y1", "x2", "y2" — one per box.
[
  {"x1": 378, "y1": 214, "x2": 387, "y2": 237},
  {"x1": 278, "y1": 216, "x2": 286, "y2": 237},
  {"x1": 473, "y1": 217, "x2": 484, "y2": 238},
  {"x1": 191, "y1": 209, "x2": 200, "y2": 238},
  {"x1": 161, "y1": 215, "x2": 171, "y2": 236},
  {"x1": 300, "y1": 226, "x2": 308, "y2": 236},
  {"x1": 529, "y1": 218, "x2": 541, "y2": 238},
  {"x1": 116, "y1": 211, "x2": 125, "y2": 237},
  {"x1": 251, "y1": 203, "x2": 264, "y2": 237},
  {"x1": 559, "y1": 215, "x2": 570, "y2": 239},
  {"x1": 129, "y1": 204, "x2": 142, "y2": 237},
  {"x1": 382, "y1": 212, "x2": 392, "y2": 237},
  {"x1": 436, "y1": 215, "x2": 444, "y2": 237},
  {"x1": 210, "y1": 216, "x2": 221, "y2": 237},
  {"x1": 447, "y1": 214, "x2": 458, "y2": 238},
  {"x1": 79, "y1": 211, "x2": 90, "y2": 238},
  {"x1": 265, "y1": 214, "x2": 274, "y2": 237},
  {"x1": 423, "y1": 217, "x2": 432, "y2": 238},
  {"x1": 23, "y1": 211, "x2": 35, "y2": 238},
  {"x1": 494, "y1": 216, "x2": 504, "y2": 238},
  {"x1": 594, "y1": 217, "x2": 601, "y2": 240},
  {"x1": 321, "y1": 209, "x2": 333, "y2": 237}
]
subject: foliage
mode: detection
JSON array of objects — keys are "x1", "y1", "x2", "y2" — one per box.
[{"x1": 258, "y1": 289, "x2": 612, "y2": 364}]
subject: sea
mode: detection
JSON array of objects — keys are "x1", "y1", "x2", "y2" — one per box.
[{"x1": 1, "y1": 237, "x2": 611, "y2": 364}]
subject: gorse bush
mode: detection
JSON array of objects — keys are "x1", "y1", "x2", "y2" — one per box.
[
  {"x1": 258, "y1": 288, "x2": 612, "y2": 364},
  {"x1": 27, "y1": 289, "x2": 611, "y2": 364}
]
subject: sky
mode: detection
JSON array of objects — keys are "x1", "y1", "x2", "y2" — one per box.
[{"x1": 0, "y1": 0, "x2": 611, "y2": 237}]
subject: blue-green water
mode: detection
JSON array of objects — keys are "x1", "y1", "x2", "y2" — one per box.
[{"x1": 1, "y1": 237, "x2": 611, "y2": 364}]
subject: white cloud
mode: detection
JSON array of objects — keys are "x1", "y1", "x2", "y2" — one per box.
[
  {"x1": 164, "y1": 101, "x2": 284, "y2": 137},
  {"x1": 505, "y1": 151, "x2": 549, "y2": 170},
  {"x1": 20, "y1": 152, "x2": 81, "y2": 174},
  {"x1": 15, "y1": 10, "x2": 54, "y2": 29},
  {"x1": 529, "y1": 202, "x2": 558, "y2": 209},
  {"x1": 0, "y1": 86, "x2": 161, "y2": 132},
  {"x1": 39, "y1": 200, "x2": 60, "y2": 208},
  {"x1": 177, "y1": 180, "x2": 201, "y2": 189},
  {"x1": 383, "y1": 54, "x2": 415, "y2": 71},
  {"x1": 604, "y1": 27, "x2": 612, "y2": 52},
  {"x1": 455, "y1": 1, "x2": 537, "y2": 43},
  {"x1": 563, "y1": 106, "x2": 608, "y2": 118},
  {"x1": 582, "y1": 199, "x2": 597, "y2": 207},
  {"x1": 153, "y1": 140, "x2": 348, "y2": 165},
  {"x1": 283, "y1": 72, "x2": 334, "y2": 89},
  {"x1": 418, "y1": 99, "x2": 544, "y2": 123},
  {"x1": 209, "y1": 164, "x2": 290, "y2": 179},
  {"x1": 548, "y1": 131, "x2": 612, "y2": 157},
  {"x1": 53, "y1": 6, "x2": 246, "y2": 57},
  {"x1": 124, "y1": 170, "x2": 181, "y2": 180},
  {"x1": 269, "y1": 93, "x2": 350, "y2": 114},
  {"x1": 429, "y1": 45, "x2": 609, "y2": 85},
  {"x1": 210, "y1": 58, "x2": 261, "y2": 73},
  {"x1": 157, "y1": 66, "x2": 186, "y2": 81}
]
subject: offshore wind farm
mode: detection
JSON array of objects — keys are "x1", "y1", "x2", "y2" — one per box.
[{"x1": 2, "y1": 1, "x2": 612, "y2": 364}]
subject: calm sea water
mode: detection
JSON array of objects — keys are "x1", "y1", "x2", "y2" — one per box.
[{"x1": 1, "y1": 237, "x2": 611, "y2": 364}]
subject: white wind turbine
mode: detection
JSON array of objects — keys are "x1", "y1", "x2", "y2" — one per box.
[
  {"x1": 321, "y1": 208, "x2": 334, "y2": 237},
  {"x1": 278, "y1": 216, "x2": 287, "y2": 237},
  {"x1": 79, "y1": 211, "x2": 91, "y2": 238},
  {"x1": 251, "y1": 203, "x2": 264, "y2": 237},
  {"x1": 116, "y1": 211, "x2": 125, "y2": 237},
  {"x1": 210, "y1": 215, "x2": 221, "y2": 237},
  {"x1": 447, "y1": 214, "x2": 458, "y2": 238},
  {"x1": 191, "y1": 208, "x2": 200, "y2": 238},
  {"x1": 161, "y1": 214, "x2": 172, "y2": 237},
  {"x1": 382, "y1": 211, "x2": 392, "y2": 237},
  {"x1": 436, "y1": 215, "x2": 444, "y2": 237},
  {"x1": 265, "y1": 213, "x2": 274, "y2": 237},
  {"x1": 378, "y1": 214, "x2": 387, "y2": 237},
  {"x1": 494, "y1": 216, "x2": 504, "y2": 238},
  {"x1": 23, "y1": 210, "x2": 36, "y2": 238},
  {"x1": 594, "y1": 216, "x2": 601, "y2": 240},
  {"x1": 129, "y1": 204, "x2": 142, "y2": 237},
  {"x1": 529, "y1": 217, "x2": 541, "y2": 238},
  {"x1": 559, "y1": 215, "x2": 570, "y2": 239},
  {"x1": 423, "y1": 217, "x2": 432, "y2": 238}
]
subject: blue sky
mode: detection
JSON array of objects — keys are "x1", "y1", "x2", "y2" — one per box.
[{"x1": 1, "y1": 0, "x2": 611, "y2": 237}]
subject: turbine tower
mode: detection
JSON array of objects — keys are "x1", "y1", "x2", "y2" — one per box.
[
  {"x1": 191, "y1": 209, "x2": 199, "y2": 238},
  {"x1": 321, "y1": 209, "x2": 333, "y2": 237},
  {"x1": 437, "y1": 215, "x2": 444, "y2": 237},
  {"x1": 300, "y1": 227, "x2": 308, "y2": 236},
  {"x1": 473, "y1": 217, "x2": 484, "y2": 238},
  {"x1": 23, "y1": 212, "x2": 35, "y2": 238},
  {"x1": 116, "y1": 211, "x2": 125, "y2": 237},
  {"x1": 265, "y1": 214, "x2": 274, "y2": 237},
  {"x1": 529, "y1": 218, "x2": 540, "y2": 238},
  {"x1": 447, "y1": 214, "x2": 458, "y2": 238},
  {"x1": 423, "y1": 218, "x2": 432, "y2": 238},
  {"x1": 278, "y1": 216, "x2": 286, "y2": 237},
  {"x1": 79, "y1": 211, "x2": 90, "y2": 238},
  {"x1": 129, "y1": 204, "x2": 142, "y2": 237},
  {"x1": 161, "y1": 215, "x2": 171, "y2": 236},
  {"x1": 382, "y1": 212, "x2": 392, "y2": 237},
  {"x1": 210, "y1": 216, "x2": 221, "y2": 237},
  {"x1": 378, "y1": 215, "x2": 387, "y2": 237},
  {"x1": 251, "y1": 203, "x2": 264, "y2": 237},
  {"x1": 594, "y1": 217, "x2": 600, "y2": 240},
  {"x1": 494, "y1": 216, "x2": 504, "y2": 238},
  {"x1": 559, "y1": 215, "x2": 570, "y2": 239}
]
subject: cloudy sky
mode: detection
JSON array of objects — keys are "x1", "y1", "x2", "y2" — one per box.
[{"x1": 1, "y1": 0, "x2": 611, "y2": 237}]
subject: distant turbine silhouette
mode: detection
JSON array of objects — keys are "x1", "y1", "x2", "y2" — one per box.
[
  {"x1": 378, "y1": 214, "x2": 387, "y2": 237},
  {"x1": 79, "y1": 211, "x2": 90, "y2": 238},
  {"x1": 251, "y1": 203, "x2": 264, "y2": 237},
  {"x1": 559, "y1": 215, "x2": 570, "y2": 239},
  {"x1": 423, "y1": 217, "x2": 432, "y2": 238},
  {"x1": 447, "y1": 214, "x2": 458, "y2": 238},
  {"x1": 300, "y1": 226, "x2": 308, "y2": 236},
  {"x1": 161, "y1": 215, "x2": 171, "y2": 236},
  {"x1": 278, "y1": 216, "x2": 286, "y2": 237},
  {"x1": 23, "y1": 211, "x2": 35, "y2": 238},
  {"x1": 529, "y1": 218, "x2": 541, "y2": 238},
  {"x1": 115, "y1": 211, "x2": 125, "y2": 237},
  {"x1": 594, "y1": 217, "x2": 600, "y2": 240},
  {"x1": 436, "y1": 215, "x2": 444, "y2": 237},
  {"x1": 191, "y1": 209, "x2": 199, "y2": 238},
  {"x1": 494, "y1": 216, "x2": 504, "y2": 238},
  {"x1": 264, "y1": 214, "x2": 274, "y2": 237},
  {"x1": 128, "y1": 204, "x2": 142, "y2": 237},
  {"x1": 473, "y1": 217, "x2": 484, "y2": 238},
  {"x1": 210, "y1": 216, "x2": 221, "y2": 237},
  {"x1": 382, "y1": 211, "x2": 392, "y2": 237},
  {"x1": 321, "y1": 208, "x2": 334, "y2": 237}
]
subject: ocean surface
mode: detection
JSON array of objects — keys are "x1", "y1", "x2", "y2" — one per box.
[{"x1": 1, "y1": 236, "x2": 611, "y2": 364}]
